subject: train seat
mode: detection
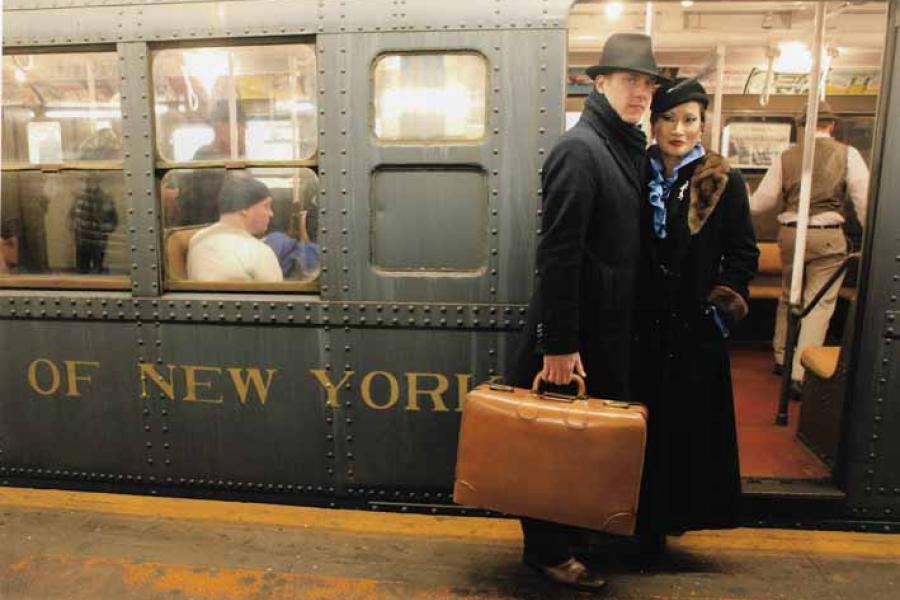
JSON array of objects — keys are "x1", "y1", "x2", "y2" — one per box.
[
  {"x1": 749, "y1": 242, "x2": 782, "y2": 299},
  {"x1": 800, "y1": 346, "x2": 840, "y2": 379},
  {"x1": 165, "y1": 225, "x2": 205, "y2": 281},
  {"x1": 749, "y1": 241, "x2": 856, "y2": 301},
  {"x1": 796, "y1": 299, "x2": 857, "y2": 467}
]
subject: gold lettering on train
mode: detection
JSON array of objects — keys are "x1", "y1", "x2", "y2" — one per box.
[
  {"x1": 309, "y1": 369, "x2": 355, "y2": 408},
  {"x1": 227, "y1": 368, "x2": 278, "y2": 405},
  {"x1": 360, "y1": 371, "x2": 400, "y2": 410},
  {"x1": 139, "y1": 363, "x2": 177, "y2": 400},
  {"x1": 455, "y1": 374, "x2": 473, "y2": 412},
  {"x1": 63, "y1": 360, "x2": 100, "y2": 397},
  {"x1": 27, "y1": 358, "x2": 61, "y2": 396},
  {"x1": 405, "y1": 372, "x2": 450, "y2": 412},
  {"x1": 182, "y1": 365, "x2": 224, "y2": 403}
]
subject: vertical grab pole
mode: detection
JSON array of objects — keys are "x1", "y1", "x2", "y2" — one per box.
[
  {"x1": 710, "y1": 43, "x2": 726, "y2": 154},
  {"x1": 776, "y1": 1, "x2": 827, "y2": 426}
]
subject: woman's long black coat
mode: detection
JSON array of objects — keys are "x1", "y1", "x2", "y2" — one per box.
[
  {"x1": 634, "y1": 152, "x2": 759, "y2": 534},
  {"x1": 508, "y1": 91, "x2": 646, "y2": 401}
]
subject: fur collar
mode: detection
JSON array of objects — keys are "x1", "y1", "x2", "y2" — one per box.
[{"x1": 688, "y1": 152, "x2": 730, "y2": 234}]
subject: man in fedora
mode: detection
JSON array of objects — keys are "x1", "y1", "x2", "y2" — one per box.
[
  {"x1": 507, "y1": 32, "x2": 667, "y2": 592},
  {"x1": 751, "y1": 103, "x2": 869, "y2": 393}
]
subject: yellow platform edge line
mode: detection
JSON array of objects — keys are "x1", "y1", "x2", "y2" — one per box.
[{"x1": 1, "y1": 487, "x2": 899, "y2": 560}]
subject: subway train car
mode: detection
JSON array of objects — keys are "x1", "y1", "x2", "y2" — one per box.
[{"x1": 1, "y1": 0, "x2": 898, "y2": 531}]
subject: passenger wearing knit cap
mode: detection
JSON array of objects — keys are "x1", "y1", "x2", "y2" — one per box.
[{"x1": 186, "y1": 174, "x2": 283, "y2": 282}]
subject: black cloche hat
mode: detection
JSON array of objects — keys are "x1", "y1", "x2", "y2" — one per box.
[
  {"x1": 585, "y1": 33, "x2": 668, "y2": 82},
  {"x1": 651, "y1": 78, "x2": 709, "y2": 114}
]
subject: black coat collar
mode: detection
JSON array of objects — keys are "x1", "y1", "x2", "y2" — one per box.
[{"x1": 579, "y1": 91, "x2": 646, "y2": 195}]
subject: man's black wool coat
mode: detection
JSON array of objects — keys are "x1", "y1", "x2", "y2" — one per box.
[{"x1": 508, "y1": 90, "x2": 646, "y2": 401}]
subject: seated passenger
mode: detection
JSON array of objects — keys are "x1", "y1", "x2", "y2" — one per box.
[
  {"x1": 0, "y1": 220, "x2": 20, "y2": 275},
  {"x1": 187, "y1": 176, "x2": 283, "y2": 282},
  {"x1": 263, "y1": 210, "x2": 321, "y2": 281}
]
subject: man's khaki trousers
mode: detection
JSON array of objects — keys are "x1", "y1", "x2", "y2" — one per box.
[{"x1": 773, "y1": 226, "x2": 848, "y2": 382}]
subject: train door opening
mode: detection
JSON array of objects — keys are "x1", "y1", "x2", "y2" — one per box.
[{"x1": 566, "y1": 0, "x2": 890, "y2": 491}]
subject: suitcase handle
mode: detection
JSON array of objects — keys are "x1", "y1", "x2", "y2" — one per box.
[{"x1": 531, "y1": 372, "x2": 587, "y2": 401}]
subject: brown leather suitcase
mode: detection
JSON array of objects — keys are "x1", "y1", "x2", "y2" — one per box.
[{"x1": 453, "y1": 375, "x2": 647, "y2": 536}]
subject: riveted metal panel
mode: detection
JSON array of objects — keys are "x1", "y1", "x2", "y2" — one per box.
[
  {"x1": 334, "y1": 30, "x2": 554, "y2": 304},
  {"x1": 843, "y1": 0, "x2": 900, "y2": 519},
  {"x1": 371, "y1": 167, "x2": 488, "y2": 271},
  {"x1": 316, "y1": 34, "x2": 343, "y2": 300},
  {"x1": 123, "y1": 0, "x2": 318, "y2": 43},
  {"x1": 151, "y1": 324, "x2": 334, "y2": 489},
  {"x1": 3, "y1": 5, "x2": 122, "y2": 46},
  {"x1": 318, "y1": 0, "x2": 569, "y2": 34},
  {"x1": 4, "y1": 0, "x2": 570, "y2": 45},
  {"x1": 0, "y1": 321, "x2": 145, "y2": 477},
  {"x1": 119, "y1": 42, "x2": 163, "y2": 296},
  {"x1": 336, "y1": 327, "x2": 512, "y2": 492}
]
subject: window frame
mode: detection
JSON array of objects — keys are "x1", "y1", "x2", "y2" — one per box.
[
  {"x1": 1, "y1": 47, "x2": 130, "y2": 291},
  {"x1": 370, "y1": 50, "x2": 490, "y2": 145},
  {"x1": 150, "y1": 39, "x2": 322, "y2": 294}
]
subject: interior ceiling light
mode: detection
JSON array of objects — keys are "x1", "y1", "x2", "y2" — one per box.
[
  {"x1": 606, "y1": 2, "x2": 624, "y2": 22},
  {"x1": 680, "y1": 1, "x2": 694, "y2": 7},
  {"x1": 774, "y1": 41, "x2": 813, "y2": 73}
]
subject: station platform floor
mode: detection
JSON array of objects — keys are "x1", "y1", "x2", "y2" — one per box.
[{"x1": 2, "y1": 487, "x2": 899, "y2": 599}]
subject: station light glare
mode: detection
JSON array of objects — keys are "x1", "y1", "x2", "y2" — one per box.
[
  {"x1": 605, "y1": 2, "x2": 624, "y2": 21},
  {"x1": 680, "y1": 1, "x2": 694, "y2": 7},
  {"x1": 182, "y1": 49, "x2": 231, "y2": 93},
  {"x1": 44, "y1": 109, "x2": 122, "y2": 119},
  {"x1": 14, "y1": 68, "x2": 27, "y2": 83}
]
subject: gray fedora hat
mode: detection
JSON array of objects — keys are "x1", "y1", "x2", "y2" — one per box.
[
  {"x1": 586, "y1": 33, "x2": 668, "y2": 82},
  {"x1": 796, "y1": 101, "x2": 839, "y2": 127}
]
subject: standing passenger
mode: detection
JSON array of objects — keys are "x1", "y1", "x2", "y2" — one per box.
[
  {"x1": 179, "y1": 101, "x2": 248, "y2": 226},
  {"x1": 506, "y1": 33, "x2": 666, "y2": 592},
  {"x1": 635, "y1": 80, "x2": 758, "y2": 551},
  {"x1": 751, "y1": 104, "x2": 869, "y2": 393}
]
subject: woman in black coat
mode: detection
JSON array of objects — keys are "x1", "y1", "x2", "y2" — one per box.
[{"x1": 635, "y1": 80, "x2": 759, "y2": 545}]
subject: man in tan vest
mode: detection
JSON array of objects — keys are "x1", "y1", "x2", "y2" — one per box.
[{"x1": 751, "y1": 105, "x2": 869, "y2": 393}]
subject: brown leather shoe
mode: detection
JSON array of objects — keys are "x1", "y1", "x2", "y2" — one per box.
[{"x1": 524, "y1": 556, "x2": 607, "y2": 592}]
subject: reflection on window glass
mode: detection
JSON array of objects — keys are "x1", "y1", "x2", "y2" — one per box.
[
  {"x1": 162, "y1": 168, "x2": 320, "y2": 286},
  {"x1": 0, "y1": 171, "x2": 128, "y2": 280},
  {"x1": 153, "y1": 44, "x2": 317, "y2": 162},
  {"x1": 2, "y1": 52, "x2": 122, "y2": 163},
  {"x1": 373, "y1": 53, "x2": 487, "y2": 141}
]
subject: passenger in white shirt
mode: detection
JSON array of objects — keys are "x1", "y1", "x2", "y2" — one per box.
[
  {"x1": 187, "y1": 175, "x2": 284, "y2": 282},
  {"x1": 750, "y1": 105, "x2": 869, "y2": 390}
]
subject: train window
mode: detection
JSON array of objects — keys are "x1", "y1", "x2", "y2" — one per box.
[
  {"x1": 152, "y1": 44, "x2": 317, "y2": 164},
  {"x1": 2, "y1": 52, "x2": 122, "y2": 165},
  {"x1": 373, "y1": 53, "x2": 487, "y2": 142},
  {"x1": 161, "y1": 167, "x2": 320, "y2": 291},
  {"x1": 0, "y1": 171, "x2": 128, "y2": 287},
  {"x1": 1, "y1": 51, "x2": 127, "y2": 289},
  {"x1": 371, "y1": 167, "x2": 487, "y2": 272}
]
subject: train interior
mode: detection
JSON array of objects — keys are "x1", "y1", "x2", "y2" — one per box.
[{"x1": 568, "y1": 0, "x2": 889, "y2": 491}]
